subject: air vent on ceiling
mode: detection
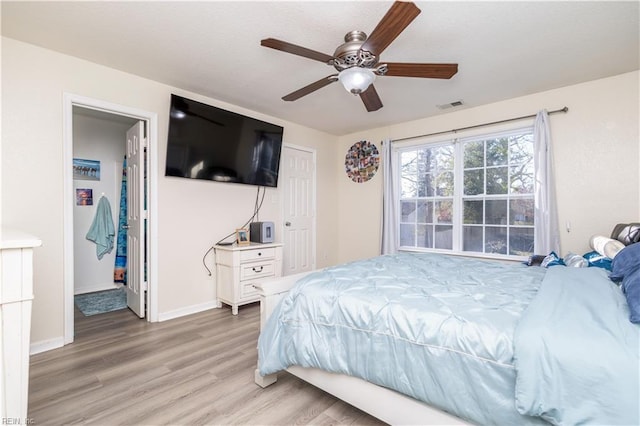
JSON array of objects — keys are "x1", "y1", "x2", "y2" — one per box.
[{"x1": 436, "y1": 100, "x2": 464, "y2": 110}]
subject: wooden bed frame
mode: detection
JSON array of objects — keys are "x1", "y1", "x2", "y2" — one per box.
[{"x1": 253, "y1": 272, "x2": 470, "y2": 425}]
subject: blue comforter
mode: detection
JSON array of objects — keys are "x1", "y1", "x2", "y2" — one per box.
[
  {"x1": 258, "y1": 252, "x2": 639, "y2": 425},
  {"x1": 258, "y1": 253, "x2": 548, "y2": 425},
  {"x1": 514, "y1": 266, "x2": 640, "y2": 425}
]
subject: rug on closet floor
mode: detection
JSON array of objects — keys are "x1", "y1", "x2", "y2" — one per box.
[{"x1": 75, "y1": 288, "x2": 127, "y2": 316}]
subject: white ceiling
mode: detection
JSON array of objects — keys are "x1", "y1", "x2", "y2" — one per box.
[{"x1": 2, "y1": 1, "x2": 638, "y2": 136}]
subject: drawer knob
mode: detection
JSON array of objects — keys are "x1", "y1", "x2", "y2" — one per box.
[
  {"x1": 252, "y1": 266, "x2": 264, "y2": 273},
  {"x1": 258, "y1": 252, "x2": 262, "y2": 256}
]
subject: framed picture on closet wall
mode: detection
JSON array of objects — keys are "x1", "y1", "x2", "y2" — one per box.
[
  {"x1": 73, "y1": 158, "x2": 101, "y2": 181},
  {"x1": 76, "y1": 188, "x2": 93, "y2": 206}
]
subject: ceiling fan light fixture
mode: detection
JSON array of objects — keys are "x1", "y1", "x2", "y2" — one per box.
[{"x1": 338, "y1": 67, "x2": 375, "y2": 94}]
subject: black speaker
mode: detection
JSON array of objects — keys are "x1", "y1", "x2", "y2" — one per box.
[{"x1": 250, "y1": 221, "x2": 274, "y2": 243}]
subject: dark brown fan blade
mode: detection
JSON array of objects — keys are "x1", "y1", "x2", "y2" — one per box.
[
  {"x1": 385, "y1": 63, "x2": 458, "y2": 79},
  {"x1": 261, "y1": 38, "x2": 335, "y2": 63},
  {"x1": 282, "y1": 75, "x2": 339, "y2": 101},
  {"x1": 359, "y1": 85, "x2": 383, "y2": 112},
  {"x1": 360, "y1": 1, "x2": 421, "y2": 57}
]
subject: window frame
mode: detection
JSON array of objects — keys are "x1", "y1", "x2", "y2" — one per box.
[{"x1": 394, "y1": 125, "x2": 535, "y2": 261}]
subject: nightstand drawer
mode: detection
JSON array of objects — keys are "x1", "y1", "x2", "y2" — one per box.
[
  {"x1": 240, "y1": 261, "x2": 275, "y2": 280},
  {"x1": 240, "y1": 282, "x2": 259, "y2": 299},
  {"x1": 240, "y1": 247, "x2": 275, "y2": 262}
]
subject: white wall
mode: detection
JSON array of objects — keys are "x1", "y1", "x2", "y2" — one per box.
[
  {"x1": 1, "y1": 37, "x2": 340, "y2": 346},
  {"x1": 72, "y1": 110, "x2": 134, "y2": 294},
  {"x1": 336, "y1": 71, "x2": 640, "y2": 263}
]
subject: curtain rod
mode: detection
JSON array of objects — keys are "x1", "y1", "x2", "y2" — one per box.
[{"x1": 391, "y1": 106, "x2": 569, "y2": 143}]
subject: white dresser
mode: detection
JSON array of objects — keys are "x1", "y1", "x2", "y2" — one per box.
[
  {"x1": 214, "y1": 243, "x2": 283, "y2": 315},
  {"x1": 0, "y1": 229, "x2": 41, "y2": 422}
]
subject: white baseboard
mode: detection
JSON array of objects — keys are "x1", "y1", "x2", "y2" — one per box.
[
  {"x1": 74, "y1": 282, "x2": 121, "y2": 295},
  {"x1": 30, "y1": 337, "x2": 65, "y2": 355},
  {"x1": 157, "y1": 300, "x2": 219, "y2": 322},
  {"x1": 30, "y1": 302, "x2": 218, "y2": 354}
]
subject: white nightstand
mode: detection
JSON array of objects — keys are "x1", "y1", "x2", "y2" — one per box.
[{"x1": 214, "y1": 242, "x2": 283, "y2": 315}]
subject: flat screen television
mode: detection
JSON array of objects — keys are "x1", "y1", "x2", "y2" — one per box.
[{"x1": 165, "y1": 94, "x2": 284, "y2": 188}]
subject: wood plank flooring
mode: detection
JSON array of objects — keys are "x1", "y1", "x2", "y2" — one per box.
[{"x1": 28, "y1": 303, "x2": 387, "y2": 425}]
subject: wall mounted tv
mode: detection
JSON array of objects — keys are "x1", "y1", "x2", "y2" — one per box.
[{"x1": 165, "y1": 94, "x2": 284, "y2": 188}]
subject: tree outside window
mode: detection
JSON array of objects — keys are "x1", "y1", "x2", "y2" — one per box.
[{"x1": 398, "y1": 130, "x2": 534, "y2": 258}]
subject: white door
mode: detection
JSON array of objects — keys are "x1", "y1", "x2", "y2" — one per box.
[
  {"x1": 282, "y1": 146, "x2": 315, "y2": 275},
  {"x1": 125, "y1": 121, "x2": 146, "y2": 317}
]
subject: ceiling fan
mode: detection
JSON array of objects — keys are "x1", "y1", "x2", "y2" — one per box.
[{"x1": 261, "y1": 1, "x2": 458, "y2": 112}]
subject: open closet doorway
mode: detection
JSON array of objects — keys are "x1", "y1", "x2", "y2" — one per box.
[{"x1": 63, "y1": 94, "x2": 159, "y2": 344}]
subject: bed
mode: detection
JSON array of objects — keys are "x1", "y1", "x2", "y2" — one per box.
[{"x1": 253, "y1": 252, "x2": 639, "y2": 425}]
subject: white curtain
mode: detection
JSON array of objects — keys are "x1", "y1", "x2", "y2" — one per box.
[
  {"x1": 381, "y1": 139, "x2": 398, "y2": 254},
  {"x1": 533, "y1": 110, "x2": 561, "y2": 254}
]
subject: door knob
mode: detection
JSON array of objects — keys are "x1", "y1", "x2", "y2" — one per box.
[{"x1": 285, "y1": 222, "x2": 291, "y2": 227}]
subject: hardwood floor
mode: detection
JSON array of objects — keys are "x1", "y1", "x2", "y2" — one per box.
[{"x1": 28, "y1": 303, "x2": 387, "y2": 425}]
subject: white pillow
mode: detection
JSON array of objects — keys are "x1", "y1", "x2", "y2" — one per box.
[{"x1": 590, "y1": 235, "x2": 626, "y2": 259}]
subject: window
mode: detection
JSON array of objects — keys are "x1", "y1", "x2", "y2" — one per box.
[{"x1": 398, "y1": 128, "x2": 535, "y2": 258}]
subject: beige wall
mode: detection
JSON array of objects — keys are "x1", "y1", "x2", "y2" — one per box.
[
  {"x1": 2, "y1": 35, "x2": 638, "y2": 347},
  {"x1": 337, "y1": 71, "x2": 640, "y2": 263},
  {"x1": 1, "y1": 37, "x2": 339, "y2": 345}
]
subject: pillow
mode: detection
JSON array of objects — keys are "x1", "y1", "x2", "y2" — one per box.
[
  {"x1": 564, "y1": 252, "x2": 587, "y2": 267},
  {"x1": 610, "y1": 223, "x2": 640, "y2": 246},
  {"x1": 541, "y1": 251, "x2": 565, "y2": 268},
  {"x1": 583, "y1": 250, "x2": 612, "y2": 271},
  {"x1": 610, "y1": 242, "x2": 640, "y2": 324},
  {"x1": 610, "y1": 242, "x2": 640, "y2": 282},
  {"x1": 590, "y1": 235, "x2": 625, "y2": 259},
  {"x1": 621, "y1": 269, "x2": 640, "y2": 324}
]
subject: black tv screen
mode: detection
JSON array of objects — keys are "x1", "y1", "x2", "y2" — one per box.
[{"x1": 165, "y1": 94, "x2": 283, "y2": 188}]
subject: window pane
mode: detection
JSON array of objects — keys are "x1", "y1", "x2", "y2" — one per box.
[
  {"x1": 509, "y1": 228, "x2": 534, "y2": 256},
  {"x1": 401, "y1": 177, "x2": 417, "y2": 198},
  {"x1": 509, "y1": 135, "x2": 534, "y2": 165},
  {"x1": 486, "y1": 166, "x2": 508, "y2": 194},
  {"x1": 463, "y1": 226, "x2": 483, "y2": 252},
  {"x1": 419, "y1": 173, "x2": 434, "y2": 197},
  {"x1": 401, "y1": 200, "x2": 416, "y2": 222},
  {"x1": 434, "y1": 145, "x2": 455, "y2": 171},
  {"x1": 464, "y1": 141, "x2": 484, "y2": 168},
  {"x1": 400, "y1": 223, "x2": 415, "y2": 246},
  {"x1": 510, "y1": 198, "x2": 534, "y2": 225},
  {"x1": 400, "y1": 151, "x2": 418, "y2": 198},
  {"x1": 486, "y1": 138, "x2": 508, "y2": 166},
  {"x1": 417, "y1": 200, "x2": 432, "y2": 223},
  {"x1": 401, "y1": 151, "x2": 417, "y2": 169},
  {"x1": 464, "y1": 169, "x2": 484, "y2": 195},
  {"x1": 417, "y1": 224, "x2": 432, "y2": 248},
  {"x1": 435, "y1": 200, "x2": 453, "y2": 224},
  {"x1": 435, "y1": 225, "x2": 453, "y2": 249},
  {"x1": 418, "y1": 147, "x2": 437, "y2": 171},
  {"x1": 486, "y1": 199, "x2": 508, "y2": 225},
  {"x1": 485, "y1": 226, "x2": 507, "y2": 254},
  {"x1": 464, "y1": 200, "x2": 483, "y2": 224},
  {"x1": 435, "y1": 171, "x2": 454, "y2": 196},
  {"x1": 510, "y1": 163, "x2": 534, "y2": 194}
]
